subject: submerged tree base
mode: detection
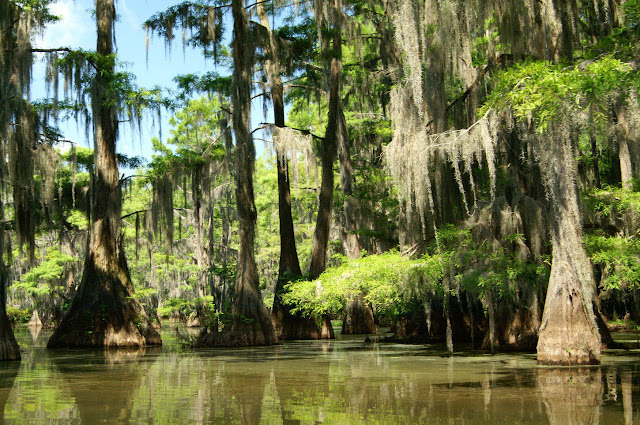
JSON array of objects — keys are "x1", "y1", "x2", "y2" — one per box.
[
  {"x1": 481, "y1": 291, "x2": 542, "y2": 352},
  {"x1": 342, "y1": 295, "x2": 377, "y2": 335},
  {"x1": 273, "y1": 312, "x2": 323, "y2": 340},
  {"x1": 196, "y1": 318, "x2": 277, "y2": 347},
  {"x1": 47, "y1": 257, "x2": 161, "y2": 348},
  {"x1": 388, "y1": 298, "x2": 476, "y2": 345},
  {"x1": 321, "y1": 315, "x2": 335, "y2": 339},
  {"x1": 0, "y1": 311, "x2": 20, "y2": 361}
]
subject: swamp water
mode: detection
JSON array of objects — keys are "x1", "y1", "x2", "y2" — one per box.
[{"x1": 1, "y1": 325, "x2": 640, "y2": 424}]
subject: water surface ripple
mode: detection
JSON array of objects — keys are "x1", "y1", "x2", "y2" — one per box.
[{"x1": 2, "y1": 325, "x2": 640, "y2": 424}]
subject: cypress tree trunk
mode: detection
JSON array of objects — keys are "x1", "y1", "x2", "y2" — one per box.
[
  {"x1": 308, "y1": 0, "x2": 342, "y2": 280},
  {"x1": 616, "y1": 106, "x2": 634, "y2": 190},
  {"x1": 341, "y1": 111, "x2": 376, "y2": 337},
  {"x1": 189, "y1": 168, "x2": 207, "y2": 327},
  {"x1": 199, "y1": 0, "x2": 275, "y2": 346},
  {"x1": 48, "y1": 0, "x2": 160, "y2": 348},
  {"x1": 307, "y1": 0, "x2": 347, "y2": 339},
  {"x1": 0, "y1": 268, "x2": 20, "y2": 361},
  {"x1": 341, "y1": 293, "x2": 377, "y2": 335},
  {"x1": 536, "y1": 137, "x2": 600, "y2": 365},
  {"x1": 308, "y1": 127, "x2": 337, "y2": 279},
  {"x1": 338, "y1": 107, "x2": 360, "y2": 259},
  {"x1": 256, "y1": 4, "x2": 321, "y2": 340}
]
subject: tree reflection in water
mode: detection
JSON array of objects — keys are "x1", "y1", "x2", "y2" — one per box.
[
  {"x1": 622, "y1": 369, "x2": 633, "y2": 425},
  {"x1": 52, "y1": 348, "x2": 151, "y2": 425},
  {"x1": 538, "y1": 368, "x2": 603, "y2": 425},
  {"x1": 0, "y1": 362, "x2": 19, "y2": 423},
  {"x1": 3, "y1": 326, "x2": 640, "y2": 424}
]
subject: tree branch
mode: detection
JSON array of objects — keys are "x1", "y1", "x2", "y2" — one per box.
[
  {"x1": 121, "y1": 209, "x2": 147, "y2": 221},
  {"x1": 259, "y1": 122, "x2": 324, "y2": 140},
  {"x1": 31, "y1": 47, "x2": 72, "y2": 54},
  {"x1": 245, "y1": 0, "x2": 270, "y2": 10},
  {"x1": 284, "y1": 84, "x2": 327, "y2": 96},
  {"x1": 425, "y1": 59, "x2": 498, "y2": 129},
  {"x1": 445, "y1": 63, "x2": 492, "y2": 114}
]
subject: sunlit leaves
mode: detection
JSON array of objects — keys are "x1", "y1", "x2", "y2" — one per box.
[
  {"x1": 13, "y1": 249, "x2": 74, "y2": 297},
  {"x1": 484, "y1": 57, "x2": 635, "y2": 134}
]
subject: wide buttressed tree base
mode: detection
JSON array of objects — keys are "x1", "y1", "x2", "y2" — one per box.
[
  {"x1": 536, "y1": 130, "x2": 601, "y2": 365},
  {"x1": 195, "y1": 0, "x2": 276, "y2": 347},
  {"x1": 197, "y1": 266, "x2": 276, "y2": 347},
  {"x1": 342, "y1": 294, "x2": 377, "y2": 335},
  {"x1": 47, "y1": 241, "x2": 161, "y2": 348},
  {"x1": 536, "y1": 245, "x2": 601, "y2": 365},
  {"x1": 0, "y1": 312, "x2": 20, "y2": 361},
  {"x1": 272, "y1": 306, "x2": 324, "y2": 341},
  {"x1": 196, "y1": 245, "x2": 276, "y2": 347}
]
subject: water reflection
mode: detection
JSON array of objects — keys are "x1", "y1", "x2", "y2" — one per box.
[
  {"x1": 2, "y1": 326, "x2": 640, "y2": 424},
  {"x1": 538, "y1": 368, "x2": 602, "y2": 424},
  {"x1": 28, "y1": 324, "x2": 42, "y2": 344},
  {"x1": 622, "y1": 369, "x2": 633, "y2": 425},
  {"x1": 0, "y1": 362, "x2": 19, "y2": 423},
  {"x1": 52, "y1": 348, "x2": 150, "y2": 424}
]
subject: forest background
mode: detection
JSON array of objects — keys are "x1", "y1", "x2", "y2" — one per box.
[{"x1": 1, "y1": 0, "x2": 639, "y2": 365}]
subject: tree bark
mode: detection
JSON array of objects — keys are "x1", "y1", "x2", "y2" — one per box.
[
  {"x1": 190, "y1": 167, "x2": 208, "y2": 327},
  {"x1": 48, "y1": 0, "x2": 160, "y2": 348},
  {"x1": 0, "y1": 269, "x2": 20, "y2": 361},
  {"x1": 341, "y1": 293, "x2": 377, "y2": 335},
  {"x1": 617, "y1": 106, "x2": 634, "y2": 190},
  {"x1": 308, "y1": 0, "x2": 342, "y2": 280},
  {"x1": 591, "y1": 133, "x2": 601, "y2": 189},
  {"x1": 536, "y1": 138, "x2": 600, "y2": 365},
  {"x1": 198, "y1": 0, "x2": 275, "y2": 346},
  {"x1": 338, "y1": 107, "x2": 360, "y2": 259},
  {"x1": 255, "y1": 3, "x2": 322, "y2": 340},
  {"x1": 0, "y1": 139, "x2": 19, "y2": 359},
  {"x1": 306, "y1": 0, "x2": 348, "y2": 340},
  {"x1": 619, "y1": 137, "x2": 633, "y2": 190}
]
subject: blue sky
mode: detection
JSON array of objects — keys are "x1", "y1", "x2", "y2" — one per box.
[{"x1": 32, "y1": 0, "x2": 270, "y2": 165}]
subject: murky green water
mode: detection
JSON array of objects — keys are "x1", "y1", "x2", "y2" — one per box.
[{"x1": 2, "y1": 324, "x2": 640, "y2": 424}]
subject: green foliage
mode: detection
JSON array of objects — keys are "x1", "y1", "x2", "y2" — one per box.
[
  {"x1": 208, "y1": 262, "x2": 237, "y2": 283},
  {"x1": 9, "y1": 0, "x2": 58, "y2": 23},
  {"x1": 173, "y1": 73, "x2": 232, "y2": 100},
  {"x1": 129, "y1": 287, "x2": 158, "y2": 300},
  {"x1": 282, "y1": 251, "x2": 446, "y2": 320},
  {"x1": 157, "y1": 297, "x2": 194, "y2": 318},
  {"x1": 157, "y1": 295, "x2": 228, "y2": 328},
  {"x1": 583, "y1": 185, "x2": 640, "y2": 291},
  {"x1": 144, "y1": 1, "x2": 226, "y2": 60},
  {"x1": 283, "y1": 222, "x2": 548, "y2": 322},
  {"x1": 13, "y1": 249, "x2": 74, "y2": 297},
  {"x1": 483, "y1": 57, "x2": 635, "y2": 134},
  {"x1": 625, "y1": 0, "x2": 640, "y2": 26},
  {"x1": 584, "y1": 186, "x2": 640, "y2": 218},
  {"x1": 6, "y1": 305, "x2": 30, "y2": 323},
  {"x1": 585, "y1": 234, "x2": 640, "y2": 290},
  {"x1": 148, "y1": 96, "x2": 227, "y2": 178}
]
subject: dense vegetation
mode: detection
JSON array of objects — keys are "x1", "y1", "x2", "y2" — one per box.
[{"x1": 0, "y1": 0, "x2": 638, "y2": 365}]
